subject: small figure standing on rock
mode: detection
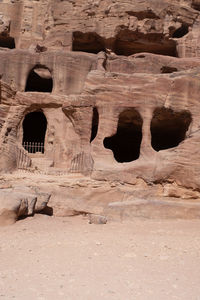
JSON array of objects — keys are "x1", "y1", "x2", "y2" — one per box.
[{"x1": 97, "y1": 51, "x2": 107, "y2": 71}]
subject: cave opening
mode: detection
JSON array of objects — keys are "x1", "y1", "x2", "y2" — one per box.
[
  {"x1": 192, "y1": 0, "x2": 200, "y2": 11},
  {"x1": 151, "y1": 107, "x2": 192, "y2": 151},
  {"x1": 72, "y1": 32, "x2": 105, "y2": 53},
  {"x1": 0, "y1": 35, "x2": 15, "y2": 49},
  {"x1": 25, "y1": 66, "x2": 53, "y2": 92},
  {"x1": 90, "y1": 107, "x2": 99, "y2": 142},
  {"x1": 114, "y1": 30, "x2": 177, "y2": 57},
  {"x1": 172, "y1": 25, "x2": 189, "y2": 38},
  {"x1": 103, "y1": 108, "x2": 143, "y2": 163},
  {"x1": 72, "y1": 30, "x2": 178, "y2": 57},
  {"x1": 22, "y1": 111, "x2": 47, "y2": 153},
  {"x1": 160, "y1": 66, "x2": 178, "y2": 73}
]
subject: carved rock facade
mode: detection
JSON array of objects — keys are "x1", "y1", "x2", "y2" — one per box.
[{"x1": 1, "y1": 0, "x2": 200, "y2": 222}]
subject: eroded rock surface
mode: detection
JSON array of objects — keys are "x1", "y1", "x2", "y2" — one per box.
[
  {"x1": 1, "y1": 0, "x2": 200, "y2": 223},
  {"x1": 0, "y1": 186, "x2": 51, "y2": 225}
]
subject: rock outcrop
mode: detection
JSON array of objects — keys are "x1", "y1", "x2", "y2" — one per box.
[
  {"x1": 0, "y1": 187, "x2": 51, "y2": 225},
  {"x1": 1, "y1": 0, "x2": 200, "y2": 223}
]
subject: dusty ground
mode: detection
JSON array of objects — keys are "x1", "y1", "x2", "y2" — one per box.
[{"x1": 0, "y1": 215, "x2": 200, "y2": 300}]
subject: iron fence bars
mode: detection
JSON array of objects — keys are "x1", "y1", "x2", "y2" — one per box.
[
  {"x1": 23, "y1": 142, "x2": 44, "y2": 153},
  {"x1": 16, "y1": 145, "x2": 31, "y2": 170},
  {"x1": 70, "y1": 151, "x2": 94, "y2": 174}
]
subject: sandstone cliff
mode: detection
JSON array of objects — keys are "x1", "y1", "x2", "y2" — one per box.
[{"x1": 1, "y1": 0, "x2": 200, "y2": 222}]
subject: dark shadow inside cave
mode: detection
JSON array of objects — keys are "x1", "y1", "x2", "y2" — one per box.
[
  {"x1": 72, "y1": 32, "x2": 105, "y2": 54},
  {"x1": 72, "y1": 30, "x2": 178, "y2": 57},
  {"x1": 151, "y1": 107, "x2": 192, "y2": 151},
  {"x1": 0, "y1": 35, "x2": 15, "y2": 49},
  {"x1": 25, "y1": 65, "x2": 53, "y2": 92},
  {"x1": 104, "y1": 108, "x2": 143, "y2": 162},
  {"x1": 90, "y1": 107, "x2": 99, "y2": 142},
  {"x1": 160, "y1": 66, "x2": 178, "y2": 73},
  {"x1": 192, "y1": 0, "x2": 200, "y2": 11},
  {"x1": 172, "y1": 25, "x2": 189, "y2": 38},
  {"x1": 114, "y1": 30, "x2": 177, "y2": 57},
  {"x1": 22, "y1": 111, "x2": 47, "y2": 153}
]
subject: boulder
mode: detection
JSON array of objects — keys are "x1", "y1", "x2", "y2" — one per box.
[{"x1": 0, "y1": 188, "x2": 51, "y2": 226}]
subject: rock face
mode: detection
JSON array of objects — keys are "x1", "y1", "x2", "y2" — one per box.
[
  {"x1": 0, "y1": 187, "x2": 51, "y2": 225},
  {"x1": 1, "y1": 0, "x2": 200, "y2": 222}
]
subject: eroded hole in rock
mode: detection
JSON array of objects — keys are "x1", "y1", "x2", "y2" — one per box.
[
  {"x1": 160, "y1": 66, "x2": 178, "y2": 73},
  {"x1": 90, "y1": 107, "x2": 99, "y2": 142},
  {"x1": 151, "y1": 107, "x2": 192, "y2": 151},
  {"x1": 104, "y1": 109, "x2": 143, "y2": 162},
  {"x1": 0, "y1": 35, "x2": 15, "y2": 49},
  {"x1": 25, "y1": 65, "x2": 53, "y2": 92},
  {"x1": 18, "y1": 206, "x2": 53, "y2": 220},
  {"x1": 126, "y1": 10, "x2": 159, "y2": 20},
  {"x1": 192, "y1": 0, "x2": 200, "y2": 11},
  {"x1": 172, "y1": 25, "x2": 189, "y2": 38},
  {"x1": 114, "y1": 30, "x2": 177, "y2": 57},
  {"x1": 22, "y1": 111, "x2": 47, "y2": 153},
  {"x1": 72, "y1": 32, "x2": 105, "y2": 54}
]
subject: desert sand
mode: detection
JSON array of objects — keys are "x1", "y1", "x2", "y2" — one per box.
[{"x1": 1, "y1": 215, "x2": 200, "y2": 300}]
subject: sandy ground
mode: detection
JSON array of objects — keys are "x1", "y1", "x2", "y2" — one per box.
[{"x1": 0, "y1": 215, "x2": 200, "y2": 300}]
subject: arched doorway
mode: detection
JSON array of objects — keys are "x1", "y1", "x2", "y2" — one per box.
[
  {"x1": 104, "y1": 108, "x2": 143, "y2": 162},
  {"x1": 25, "y1": 65, "x2": 53, "y2": 92},
  {"x1": 22, "y1": 111, "x2": 47, "y2": 153}
]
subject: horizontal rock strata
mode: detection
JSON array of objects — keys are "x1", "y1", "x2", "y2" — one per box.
[{"x1": 1, "y1": 0, "x2": 200, "y2": 223}]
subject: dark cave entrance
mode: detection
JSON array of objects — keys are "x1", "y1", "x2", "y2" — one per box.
[
  {"x1": 0, "y1": 35, "x2": 15, "y2": 49},
  {"x1": 103, "y1": 109, "x2": 143, "y2": 163},
  {"x1": 192, "y1": 0, "x2": 200, "y2": 11},
  {"x1": 72, "y1": 32, "x2": 105, "y2": 54},
  {"x1": 151, "y1": 107, "x2": 192, "y2": 151},
  {"x1": 160, "y1": 66, "x2": 178, "y2": 73},
  {"x1": 172, "y1": 25, "x2": 189, "y2": 39},
  {"x1": 25, "y1": 66, "x2": 53, "y2": 92},
  {"x1": 22, "y1": 111, "x2": 47, "y2": 153},
  {"x1": 90, "y1": 107, "x2": 99, "y2": 142},
  {"x1": 113, "y1": 30, "x2": 177, "y2": 57},
  {"x1": 72, "y1": 30, "x2": 178, "y2": 57}
]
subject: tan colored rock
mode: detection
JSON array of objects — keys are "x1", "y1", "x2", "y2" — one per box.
[
  {"x1": 0, "y1": 190, "x2": 37, "y2": 225},
  {"x1": 88, "y1": 214, "x2": 107, "y2": 224},
  {"x1": 0, "y1": 0, "x2": 199, "y2": 57},
  {"x1": 163, "y1": 183, "x2": 200, "y2": 199},
  {"x1": 0, "y1": 187, "x2": 51, "y2": 225},
  {"x1": 1, "y1": 0, "x2": 200, "y2": 221}
]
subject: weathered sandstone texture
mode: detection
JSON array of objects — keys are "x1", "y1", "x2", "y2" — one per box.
[
  {"x1": 1, "y1": 0, "x2": 200, "y2": 223},
  {"x1": 0, "y1": 185, "x2": 51, "y2": 225}
]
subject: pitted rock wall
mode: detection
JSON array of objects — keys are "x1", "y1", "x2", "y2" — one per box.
[{"x1": 1, "y1": 0, "x2": 200, "y2": 57}]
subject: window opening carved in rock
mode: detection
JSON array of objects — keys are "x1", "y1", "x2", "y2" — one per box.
[
  {"x1": 22, "y1": 111, "x2": 47, "y2": 153},
  {"x1": 90, "y1": 107, "x2": 99, "y2": 142},
  {"x1": 0, "y1": 35, "x2": 15, "y2": 49},
  {"x1": 104, "y1": 108, "x2": 143, "y2": 163},
  {"x1": 25, "y1": 66, "x2": 53, "y2": 92},
  {"x1": 72, "y1": 32, "x2": 105, "y2": 54},
  {"x1": 172, "y1": 25, "x2": 189, "y2": 38},
  {"x1": 151, "y1": 107, "x2": 192, "y2": 151}
]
